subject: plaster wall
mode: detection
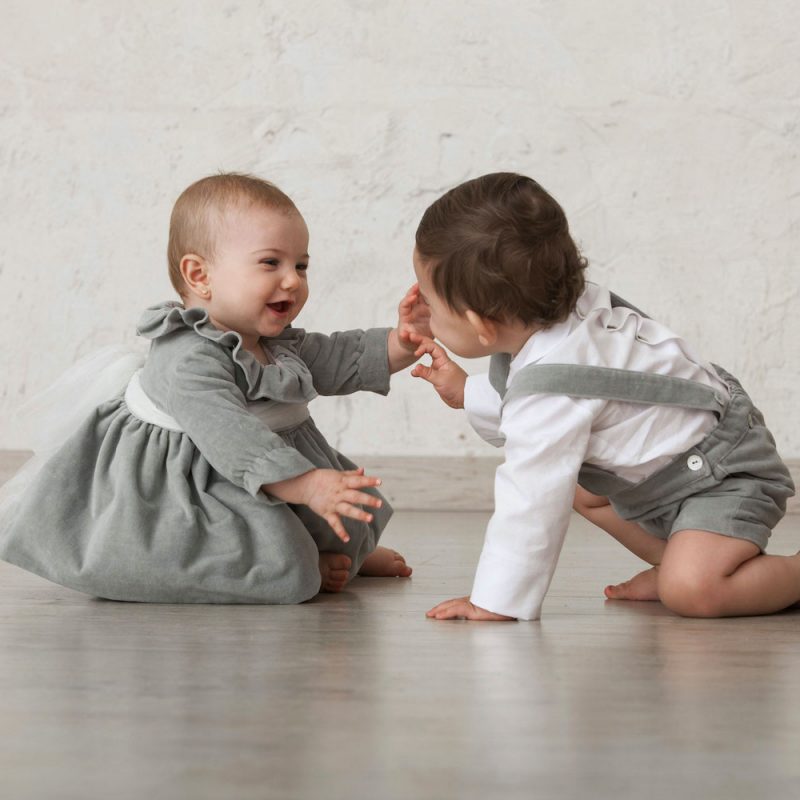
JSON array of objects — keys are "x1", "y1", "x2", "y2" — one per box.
[{"x1": 1, "y1": 1, "x2": 798, "y2": 456}]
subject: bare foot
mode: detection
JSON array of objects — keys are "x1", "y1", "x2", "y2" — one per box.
[
  {"x1": 792, "y1": 553, "x2": 800, "y2": 608},
  {"x1": 604, "y1": 566, "x2": 659, "y2": 601},
  {"x1": 358, "y1": 546, "x2": 413, "y2": 578},
  {"x1": 319, "y1": 552, "x2": 353, "y2": 592}
]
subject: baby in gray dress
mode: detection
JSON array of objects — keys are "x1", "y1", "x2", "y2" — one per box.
[{"x1": 0, "y1": 173, "x2": 430, "y2": 603}]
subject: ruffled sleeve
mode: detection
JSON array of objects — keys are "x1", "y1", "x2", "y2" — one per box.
[
  {"x1": 163, "y1": 340, "x2": 317, "y2": 496},
  {"x1": 271, "y1": 327, "x2": 391, "y2": 397}
]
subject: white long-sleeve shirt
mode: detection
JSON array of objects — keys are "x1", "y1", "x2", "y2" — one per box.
[{"x1": 465, "y1": 283, "x2": 729, "y2": 620}]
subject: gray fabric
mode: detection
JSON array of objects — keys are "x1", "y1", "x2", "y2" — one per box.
[
  {"x1": 488, "y1": 290, "x2": 646, "y2": 401},
  {"x1": 503, "y1": 364, "x2": 727, "y2": 412},
  {"x1": 0, "y1": 303, "x2": 393, "y2": 602},
  {"x1": 488, "y1": 352, "x2": 511, "y2": 397},
  {"x1": 487, "y1": 295, "x2": 794, "y2": 550},
  {"x1": 606, "y1": 367, "x2": 795, "y2": 550}
]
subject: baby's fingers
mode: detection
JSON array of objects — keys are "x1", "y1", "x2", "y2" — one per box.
[
  {"x1": 410, "y1": 363, "x2": 434, "y2": 381},
  {"x1": 343, "y1": 474, "x2": 382, "y2": 490},
  {"x1": 426, "y1": 597, "x2": 470, "y2": 619},
  {"x1": 335, "y1": 501, "x2": 375, "y2": 524},
  {"x1": 401, "y1": 282, "x2": 420, "y2": 302},
  {"x1": 411, "y1": 334, "x2": 435, "y2": 354},
  {"x1": 398, "y1": 285, "x2": 420, "y2": 316},
  {"x1": 324, "y1": 512, "x2": 351, "y2": 543},
  {"x1": 341, "y1": 489, "x2": 383, "y2": 509},
  {"x1": 413, "y1": 338, "x2": 450, "y2": 366}
]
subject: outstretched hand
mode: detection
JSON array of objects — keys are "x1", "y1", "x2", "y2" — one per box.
[
  {"x1": 387, "y1": 284, "x2": 434, "y2": 373},
  {"x1": 264, "y1": 467, "x2": 382, "y2": 542},
  {"x1": 426, "y1": 596, "x2": 516, "y2": 621},
  {"x1": 396, "y1": 283, "x2": 432, "y2": 350},
  {"x1": 409, "y1": 335, "x2": 468, "y2": 409}
]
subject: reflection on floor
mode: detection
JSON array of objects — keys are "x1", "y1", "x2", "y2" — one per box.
[{"x1": 1, "y1": 506, "x2": 799, "y2": 799}]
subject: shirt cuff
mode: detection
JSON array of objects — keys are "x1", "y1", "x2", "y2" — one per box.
[
  {"x1": 241, "y1": 448, "x2": 317, "y2": 499},
  {"x1": 357, "y1": 328, "x2": 392, "y2": 395},
  {"x1": 470, "y1": 547, "x2": 555, "y2": 620}
]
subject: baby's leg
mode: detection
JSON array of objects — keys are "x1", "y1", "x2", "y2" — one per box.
[
  {"x1": 358, "y1": 546, "x2": 413, "y2": 578},
  {"x1": 574, "y1": 487, "x2": 666, "y2": 565},
  {"x1": 574, "y1": 487, "x2": 666, "y2": 600},
  {"x1": 657, "y1": 530, "x2": 800, "y2": 617}
]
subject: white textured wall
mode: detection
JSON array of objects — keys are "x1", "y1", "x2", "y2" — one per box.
[{"x1": 1, "y1": 1, "x2": 798, "y2": 457}]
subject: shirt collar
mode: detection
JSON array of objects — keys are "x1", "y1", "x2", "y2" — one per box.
[
  {"x1": 508, "y1": 315, "x2": 575, "y2": 376},
  {"x1": 507, "y1": 283, "x2": 605, "y2": 376}
]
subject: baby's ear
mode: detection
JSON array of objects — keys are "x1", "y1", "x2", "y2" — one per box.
[
  {"x1": 465, "y1": 310, "x2": 497, "y2": 347},
  {"x1": 180, "y1": 254, "x2": 211, "y2": 299}
]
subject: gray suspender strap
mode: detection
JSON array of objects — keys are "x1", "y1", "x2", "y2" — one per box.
[
  {"x1": 486, "y1": 290, "x2": 725, "y2": 413},
  {"x1": 502, "y1": 363, "x2": 726, "y2": 413},
  {"x1": 488, "y1": 290, "x2": 647, "y2": 398},
  {"x1": 488, "y1": 352, "x2": 512, "y2": 396}
]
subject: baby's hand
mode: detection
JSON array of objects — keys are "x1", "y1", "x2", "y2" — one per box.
[
  {"x1": 396, "y1": 283, "x2": 432, "y2": 351},
  {"x1": 264, "y1": 468, "x2": 383, "y2": 542},
  {"x1": 426, "y1": 596, "x2": 516, "y2": 621},
  {"x1": 410, "y1": 335, "x2": 468, "y2": 409},
  {"x1": 303, "y1": 468, "x2": 384, "y2": 542}
]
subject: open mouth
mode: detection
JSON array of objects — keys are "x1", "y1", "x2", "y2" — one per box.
[{"x1": 267, "y1": 301, "x2": 292, "y2": 315}]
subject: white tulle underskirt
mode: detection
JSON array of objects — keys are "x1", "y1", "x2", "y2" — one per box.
[{"x1": 0, "y1": 345, "x2": 147, "y2": 518}]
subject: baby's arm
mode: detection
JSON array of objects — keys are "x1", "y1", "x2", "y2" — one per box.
[
  {"x1": 263, "y1": 467, "x2": 383, "y2": 543},
  {"x1": 167, "y1": 343, "x2": 383, "y2": 540},
  {"x1": 292, "y1": 285, "x2": 431, "y2": 394},
  {"x1": 429, "y1": 392, "x2": 597, "y2": 621},
  {"x1": 167, "y1": 342, "x2": 318, "y2": 494}
]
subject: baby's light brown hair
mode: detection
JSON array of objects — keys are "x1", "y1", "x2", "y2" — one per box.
[
  {"x1": 415, "y1": 173, "x2": 587, "y2": 328},
  {"x1": 167, "y1": 172, "x2": 298, "y2": 297}
]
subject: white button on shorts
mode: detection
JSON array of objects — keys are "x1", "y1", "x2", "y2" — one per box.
[{"x1": 687, "y1": 454, "x2": 704, "y2": 471}]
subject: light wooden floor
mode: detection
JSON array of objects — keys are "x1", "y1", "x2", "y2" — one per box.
[{"x1": 1, "y1": 479, "x2": 800, "y2": 798}]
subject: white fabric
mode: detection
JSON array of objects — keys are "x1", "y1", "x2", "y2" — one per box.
[
  {"x1": 0, "y1": 345, "x2": 147, "y2": 518},
  {"x1": 124, "y1": 370, "x2": 310, "y2": 434},
  {"x1": 464, "y1": 283, "x2": 730, "y2": 620},
  {"x1": 124, "y1": 371, "x2": 183, "y2": 431}
]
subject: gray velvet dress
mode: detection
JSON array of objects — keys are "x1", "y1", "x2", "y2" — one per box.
[{"x1": 0, "y1": 303, "x2": 394, "y2": 603}]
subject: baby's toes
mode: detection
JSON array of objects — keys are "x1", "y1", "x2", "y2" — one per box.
[
  {"x1": 328, "y1": 554, "x2": 353, "y2": 571},
  {"x1": 604, "y1": 568, "x2": 659, "y2": 602},
  {"x1": 392, "y1": 553, "x2": 413, "y2": 577},
  {"x1": 604, "y1": 581, "x2": 631, "y2": 599},
  {"x1": 320, "y1": 567, "x2": 350, "y2": 593},
  {"x1": 319, "y1": 553, "x2": 353, "y2": 592}
]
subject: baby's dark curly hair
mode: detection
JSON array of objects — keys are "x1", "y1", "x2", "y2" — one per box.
[{"x1": 415, "y1": 173, "x2": 587, "y2": 328}]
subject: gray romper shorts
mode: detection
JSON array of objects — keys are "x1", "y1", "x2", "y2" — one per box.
[{"x1": 489, "y1": 295, "x2": 795, "y2": 551}]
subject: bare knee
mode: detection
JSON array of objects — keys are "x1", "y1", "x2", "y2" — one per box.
[
  {"x1": 573, "y1": 486, "x2": 610, "y2": 515},
  {"x1": 657, "y1": 567, "x2": 727, "y2": 618}
]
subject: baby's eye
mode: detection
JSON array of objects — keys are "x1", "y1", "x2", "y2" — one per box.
[
  {"x1": 260, "y1": 259, "x2": 280, "y2": 268},
  {"x1": 296, "y1": 263, "x2": 309, "y2": 272}
]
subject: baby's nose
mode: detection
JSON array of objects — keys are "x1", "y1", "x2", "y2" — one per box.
[{"x1": 281, "y1": 269, "x2": 301, "y2": 288}]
